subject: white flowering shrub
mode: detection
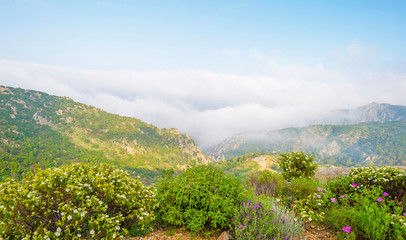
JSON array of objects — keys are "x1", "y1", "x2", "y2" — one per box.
[
  {"x1": 278, "y1": 152, "x2": 317, "y2": 180},
  {"x1": 293, "y1": 186, "x2": 336, "y2": 222},
  {"x1": 0, "y1": 163, "x2": 157, "y2": 239},
  {"x1": 349, "y1": 165, "x2": 406, "y2": 202}
]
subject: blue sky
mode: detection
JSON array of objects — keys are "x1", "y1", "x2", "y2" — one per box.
[
  {"x1": 1, "y1": 0, "x2": 406, "y2": 147},
  {"x1": 2, "y1": 0, "x2": 405, "y2": 71}
]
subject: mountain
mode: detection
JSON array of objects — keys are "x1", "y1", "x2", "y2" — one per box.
[
  {"x1": 208, "y1": 121, "x2": 406, "y2": 167},
  {"x1": 316, "y1": 102, "x2": 406, "y2": 125},
  {"x1": 0, "y1": 85, "x2": 213, "y2": 181}
]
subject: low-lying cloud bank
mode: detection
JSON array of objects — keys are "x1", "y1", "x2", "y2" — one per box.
[{"x1": 1, "y1": 59, "x2": 405, "y2": 148}]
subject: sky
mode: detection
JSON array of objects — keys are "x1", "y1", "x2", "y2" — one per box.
[{"x1": 1, "y1": 0, "x2": 406, "y2": 148}]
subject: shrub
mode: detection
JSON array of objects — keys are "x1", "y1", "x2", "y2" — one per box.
[
  {"x1": 0, "y1": 163, "x2": 157, "y2": 239},
  {"x1": 327, "y1": 175, "x2": 354, "y2": 199},
  {"x1": 326, "y1": 186, "x2": 406, "y2": 240},
  {"x1": 349, "y1": 165, "x2": 406, "y2": 203},
  {"x1": 230, "y1": 195, "x2": 303, "y2": 239},
  {"x1": 245, "y1": 170, "x2": 286, "y2": 197},
  {"x1": 293, "y1": 185, "x2": 336, "y2": 223},
  {"x1": 278, "y1": 151, "x2": 317, "y2": 180},
  {"x1": 155, "y1": 165, "x2": 245, "y2": 234}
]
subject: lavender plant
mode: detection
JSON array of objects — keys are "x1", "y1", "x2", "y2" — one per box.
[{"x1": 230, "y1": 195, "x2": 303, "y2": 240}]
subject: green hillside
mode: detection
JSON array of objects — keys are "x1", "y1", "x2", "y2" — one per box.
[
  {"x1": 208, "y1": 121, "x2": 406, "y2": 167},
  {"x1": 0, "y1": 86, "x2": 213, "y2": 181}
]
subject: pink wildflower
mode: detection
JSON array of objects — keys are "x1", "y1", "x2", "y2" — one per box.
[
  {"x1": 340, "y1": 196, "x2": 345, "y2": 199},
  {"x1": 342, "y1": 226, "x2": 351, "y2": 234},
  {"x1": 317, "y1": 187, "x2": 322, "y2": 191},
  {"x1": 316, "y1": 195, "x2": 321, "y2": 198},
  {"x1": 383, "y1": 192, "x2": 389, "y2": 196},
  {"x1": 331, "y1": 198, "x2": 336, "y2": 203},
  {"x1": 377, "y1": 198, "x2": 383, "y2": 202},
  {"x1": 352, "y1": 183, "x2": 357, "y2": 187}
]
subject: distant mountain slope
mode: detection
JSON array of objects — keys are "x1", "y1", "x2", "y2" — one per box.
[
  {"x1": 208, "y1": 121, "x2": 406, "y2": 167},
  {"x1": 316, "y1": 102, "x2": 406, "y2": 125},
  {"x1": 0, "y1": 85, "x2": 213, "y2": 180}
]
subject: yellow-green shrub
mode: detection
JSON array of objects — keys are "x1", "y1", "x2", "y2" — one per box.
[
  {"x1": 0, "y1": 163, "x2": 157, "y2": 239},
  {"x1": 278, "y1": 152, "x2": 317, "y2": 180}
]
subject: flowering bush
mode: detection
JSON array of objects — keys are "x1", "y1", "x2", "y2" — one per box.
[
  {"x1": 0, "y1": 163, "x2": 157, "y2": 239},
  {"x1": 349, "y1": 165, "x2": 406, "y2": 202},
  {"x1": 326, "y1": 185, "x2": 406, "y2": 239},
  {"x1": 156, "y1": 165, "x2": 245, "y2": 234},
  {"x1": 293, "y1": 186, "x2": 337, "y2": 222},
  {"x1": 278, "y1": 152, "x2": 317, "y2": 180},
  {"x1": 230, "y1": 195, "x2": 303, "y2": 239}
]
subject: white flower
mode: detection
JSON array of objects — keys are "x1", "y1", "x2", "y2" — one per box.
[
  {"x1": 115, "y1": 226, "x2": 120, "y2": 230},
  {"x1": 56, "y1": 227, "x2": 61, "y2": 232},
  {"x1": 90, "y1": 229, "x2": 95, "y2": 235},
  {"x1": 308, "y1": 218, "x2": 312, "y2": 221},
  {"x1": 67, "y1": 215, "x2": 72, "y2": 220},
  {"x1": 55, "y1": 232, "x2": 60, "y2": 236},
  {"x1": 73, "y1": 209, "x2": 78, "y2": 213}
]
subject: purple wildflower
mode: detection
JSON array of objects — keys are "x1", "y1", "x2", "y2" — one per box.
[
  {"x1": 384, "y1": 192, "x2": 389, "y2": 196},
  {"x1": 377, "y1": 197, "x2": 383, "y2": 202}
]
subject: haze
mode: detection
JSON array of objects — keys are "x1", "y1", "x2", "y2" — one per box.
[{"x1": 1, "y1": 1, "x2": 406, "y2": 148}]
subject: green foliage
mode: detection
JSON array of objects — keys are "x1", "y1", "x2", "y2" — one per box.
[
  {"x1": 288, "y1": 178, "x2": 323, "y2": 204},
  {"x1": 230, "y1": 195, "x2": 303, "y2": 239},
  {"x1": 245, "y1": 170, "x2": 285, "y2": 197},
  {"x1": 278, "y1": 151, "x2": 317, "y2": 180},
  {"x1": 0, "y1": 163, "x2": 157, "y2": 239},
  {"x1": 327, "y1": 175, "x2": 353, "y2": 199},
  {"x1": 155, "y1": 165, "x2": 245, "y2": 234},
  {"x1": 294, "y1": 185, "x2": 336, "y2": 222},
  {"x1": 326, "y1": 186, "x2": 406, "y2": 240},
  {"x1": 349, "y1": 165, "x2": 406, "y2": 204}
]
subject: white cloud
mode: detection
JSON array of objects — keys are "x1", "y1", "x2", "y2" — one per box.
[{"x1": 1, "y1": 54, "x2": 405, "y2": 148}]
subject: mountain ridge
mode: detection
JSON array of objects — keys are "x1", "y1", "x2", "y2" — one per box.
[{"x1": 207, "y1": 103, "x2": 406, "y2": 167}]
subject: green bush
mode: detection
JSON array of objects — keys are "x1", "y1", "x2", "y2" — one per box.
[
  {"x1": 294, "y1": 185, "x2": 336, "y2": 222},
  {"x1": 155, "y1": 165, "x2": 245, "y2": 234},
  {"x1": 245, "y1": 170, "x2": 286, "y2": 197},
  {"x1": 289, "y1": 178, "x2": 323, "y2": 202},
  {"x1": 278, "y1": 151, "x2": 317, "y2": 180},
  {"x1": 349, "y1": 165, "x2": 406, "y2": 203},
  {"x1": 0, "y1": 163, "x2": 157, "y2": 239},
  {"x1": 326, "y1": 186, "x2": 406, "y2": 240},
  {"x1": 327, "y1": 175, "x2": 354, "y2": 199},
  {"x1": 230, "y1": 195, "x2": 303, "y2": 239}
]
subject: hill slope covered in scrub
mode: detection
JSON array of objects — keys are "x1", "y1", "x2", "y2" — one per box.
[
  {"x1": 0, "y1": 85, "x2": 213, "y2": 181},
  {"x1": 208, "y1": 121, "x2": 406, "y2": 167}
]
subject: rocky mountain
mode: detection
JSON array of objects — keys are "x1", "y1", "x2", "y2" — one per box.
[
  {"x1": 208, "y1": 120, "x2": 406, "y2": 167},
  {"x1": 0, "y1": 85, "x2": 213, "y2": 181},
  {"x1": 315, "y1": 102, "x2": 406, "y2": 125}
]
